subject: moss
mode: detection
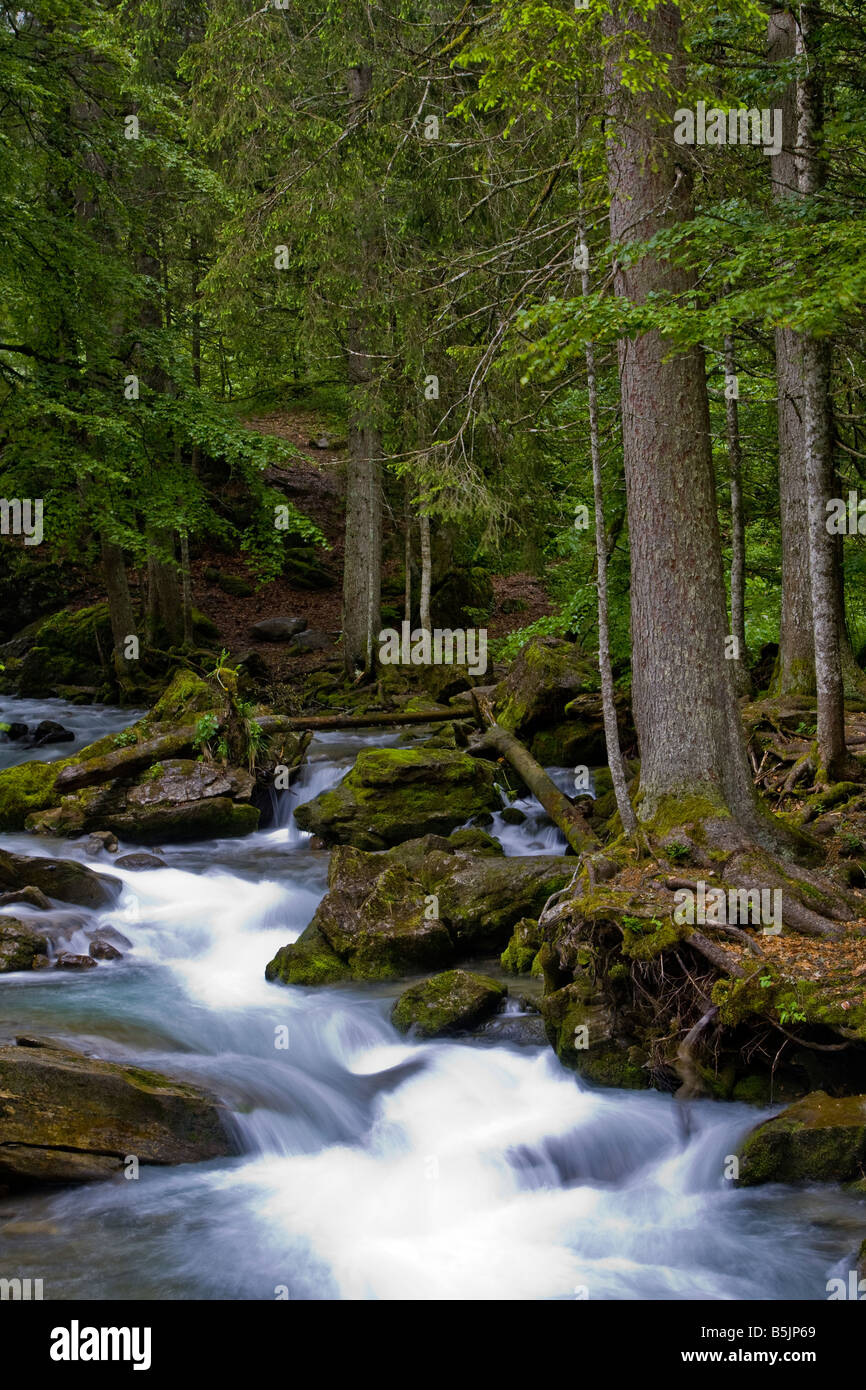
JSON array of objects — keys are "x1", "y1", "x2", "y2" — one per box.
[
  {"x1": 152, "y1": 670, "x2": 219, "y2": 724},
  {"x1": 391, "y1": 969, "x2": 506, "y2": 1037},
  {"x1": 731, "y1": 1073, "x2": 774, "y2": 1106},
  {"x1": 265, "y1": 926, "x2": 351, "y2": 987},
  {"x1": 501, "y1": 917, "x2": 543, "y2": 974},
  {"x1": 641, "y1": 791, "x2": 729, "y2": 839},
  {"x1": 0, "y1": 759, "x2": 70, "y2": 832},
  {"x1": 738, "y1": 1092, "x2": 866, "y2": 1185},
  {"x1": 17, "y1": 604, "x2": 114, "y2": 697},
  {"x1": 621, "y1": 914, "x2": 685, "y2": 960}
]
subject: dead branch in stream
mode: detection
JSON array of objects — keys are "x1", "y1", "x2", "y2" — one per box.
[{"x1": 470, "y1": 688, "x2": 599, "y2": 854}]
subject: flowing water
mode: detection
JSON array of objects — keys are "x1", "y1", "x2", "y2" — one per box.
[{"x1": 0, "y1": 698, "x2": 863, "y2": 1301}]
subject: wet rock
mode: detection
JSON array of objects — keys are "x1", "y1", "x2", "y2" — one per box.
[
  {"x1": 294, "y1": 746, "x2": 501, "y2": 849},
  {"x1": 267, "y1": 840, "x2": 572, "y2": 985},
  {"x1": 0, "y1": 850, "x2": 120, "y2": 907},
  {"x1": 29, "y1": 720, "x2": 75, "y2": 747},
  {"x1": 4, "y1": 723, "x2": 28, "y2": 741},
  {"x1": 500, "y1": 917, "x2": 543, "y2": 974},
  {"x1": 54, "y1": 952, "x2": 98, "y2": 970},
  {"x1": 250, "y1": 617, "x2": 307, "y2": 642},
  {"x1": 0, "y1": 1037, "x2": 238, "y2": 1185},
  {"x1": 85, "y1": 925, "x2": 132, "y2": 951},
  {"x1": 85, "y1": 830, "x2": 118, "y2": 855},
  {"x1": 391, "y1": 969, "x2": 506, "y2": 1038},
  {"x1": 0, "y1": 885, "x2": 52, "y2": 910},
  {"x1": 737, "y1": 1092, "x2": 866, "y2": 1186},
  {"x1": 0, "y1": 919, "x2": 49, "y2": 973},
  {"x1": 31, "y1": 761, "x2": 260, "y2": 845},
  {"x1": 31, "y1": 954, "x2": 51, "y2": 970},
  {"x1": 541, "y1": 979, "x2": 648, "y2": 1089},
  {"x1": 501, "y1": 806, "x2": 527, "y2": 825},
  {"x1": 116, "y1": 852, "x2": 167, "y2": 871},
  {"x1": 89, "y1": 939, "x2": 122, "y2": 961}
]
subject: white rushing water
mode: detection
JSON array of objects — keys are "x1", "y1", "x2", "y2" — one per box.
[{"x1": 0, "y1": 699, "x2": 863, "y2": 1300}]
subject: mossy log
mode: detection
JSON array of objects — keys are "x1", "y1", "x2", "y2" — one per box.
[{"x1": 471, "y1": 689, "x2": 598, "y2": 854}]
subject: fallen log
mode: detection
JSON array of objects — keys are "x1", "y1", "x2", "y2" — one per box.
[
  {"x1": 470, "y1": 689, "x2": 598, "y2": 854},
  {"x1": 258, "y1": 708, "x2": 459, "y2": 733},
  {"x1": 54, "y1": 726, "x2": 198, "y2": 792}
]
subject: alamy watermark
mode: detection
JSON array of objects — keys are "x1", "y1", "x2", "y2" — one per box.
[
  {"x1": 674, "y1": 102, "x2": 782, "y2": 157},
  {"x1": 378, "y1": 621, "x2": 487, "y2": 677},
  {"x1": 0, "y1": 498, "x2": 43, "y2": 545},
  {"x1": 672, "y1": 879, "x2": 782, "y2": 935}
]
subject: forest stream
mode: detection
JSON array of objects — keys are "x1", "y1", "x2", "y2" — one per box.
[{"x1": 0, "y1": 696, "x2": 863, "y2": 1302}]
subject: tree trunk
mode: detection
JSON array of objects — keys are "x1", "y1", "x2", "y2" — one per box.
[
  {"x1": 403, "y1": 477, "x2": 412, "y2": 625},
  {"x1": 146, "y1": 529, "x2": 184, "y2": 647},
  {"x1": 342, "y1": 63, "x2": 382, "y2": 679},
  {"x1": 575, "y1": 91, "x2": 636, "y2": 834},
  {"x1": 100, "y1": 538, "x2": 137, "y2": 689},
  {"x1": 419, "y1": 510, "x2": 432, "y2": 635},
  {"x1": 768, "y1": 5, "x2": 816, "y2": 696},
  {"x1": 602, "y1": 2, "x2": 759, "y2": 833},
  {"x1": 724, "y1": 335, "x2": 751, "y2": 696},
  {"x1": 796, "y1": 4, "x2": 848, "y2": 776}
]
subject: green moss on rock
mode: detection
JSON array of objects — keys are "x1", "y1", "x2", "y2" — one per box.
[{"x1": 391, "y1": 969, "x2": 506, "y2": 1037}]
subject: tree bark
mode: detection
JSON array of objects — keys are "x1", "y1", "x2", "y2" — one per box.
[
  {"x1": 724, "y1": 335, "x2": 751, "y2": 696},
  {"x1": 419, "y1": 510, "x2": 432, "y2": 634},
  {"x1": 403, "y1": 477, "x2": 412, "y2": 624},
  {"x1": 796, "y1": 4, "x2": 848, "y2": 776},
  {"x1": 768, "y1": 6, "x2": 816, "y2": 697},
  {"x1": 602, "y1": 2, "x2": 760, "y2": 833},
  {"x1": 100, "y1": 538, "x2": 137, "y2": 688},
  {"x1": 575, "y1": 90, "x2": 637, "y2": 834},
  {"x1": 342, "y1": 63, "x2": 382, "y2": 679}
]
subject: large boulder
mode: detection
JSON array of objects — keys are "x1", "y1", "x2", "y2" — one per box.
[
  {"x1": 0, "y1": 850, "x2": 120, "y2": 907},
  {"x1": 293, "y1": 746, "x2": 501, "y2": 849},
  {"x1": 29, "y1": 759, "x2": 259, "y2": 844},
  {"x1": 492, "y1": 636, "x2": 597, "y2": 737},
  {"x1": 0, "y1": 919, "x2": 49, "y2": 973},
  {"x1": 266, "y1": 837, "x2": 572, "y2": 985},
  {"x1": 737, "y1": 1092, "x2": 866, "y2": 1186},
  {"x1": 0, "y1": 1037, "x2": 238, "y2": 1184},
  {"x1": 391, "y1": 969, "x2": 506, "y2": 1038}
]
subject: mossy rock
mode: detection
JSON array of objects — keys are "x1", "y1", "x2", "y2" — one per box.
[
  {"x1": 265, "y1": 924, "x2": 351, "y2": 987},
  {"x1": 151, "y1": 670, "x2": 220, "y2": 724},
  {"x1": 0, "y1": 850, "x2": 119, "y2": 907},
  {"x1": 293, "y1": 746, "x2": 501, "y2": 849},
  {"x1": 541, "y1": 980, "x2": 647, "y2": 1089},
  {"x1": 391, "y1": 969, "x2": 506, "y2": 1038},
  {"x1": 0, "y1": 919, "x2": 49, "y2": 973},
  {"x1": 15, "y1": 604, "x2": 114, "y2": 698},
  {"x1": 266, "y1": 839, "x2": 573, "y2": 987},
  {"x1": 501, "y1": 917, "x2": 543, "y2": 974},
  {"x1": 493, "y1": 636, "x2": 597, "y2": 737},
  {"x1": 737, "y1": 1091, "x2": 866, "y2": 1186},
  {"x1": 0, "y1": 759, "x2": 66, "y2": 832},
  {"x1": 0, "y1": 1037, "x2": 237, "y2": 1185},
  {"x1": 446, "y1": 827, "x2": 503, "y2": 856}
]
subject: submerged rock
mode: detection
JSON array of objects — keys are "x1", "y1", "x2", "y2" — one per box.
[
  {"x1": 0, "y1": 1037, "x2": 238, "y2": 1184},
  {"x1": 293, "y1": 746, "x2": 501, "y2": 849},
  {"x1": 115, "y1": 852, "x2": 168, "y2": 870},
  {"x1": 737, "y1": 1091, "x2": 866, "y2": 1186},
  {"x1": 0, "y1": 885, "x2": 52, "y2": 910},
  {"x1": 0, "y1": 918, "x2": 49, "y2": 973},
  {"x1": 391, "y1": 969, "x2": 506, "y2": 1038},
  {"x1": 54, "y1": 951, "x2": 98, "y2": 970},
  {"x1": 266, "y1": 839, "x2": 572, "y2": 985}
]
